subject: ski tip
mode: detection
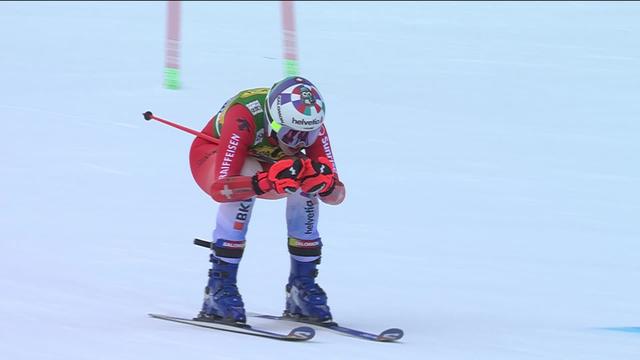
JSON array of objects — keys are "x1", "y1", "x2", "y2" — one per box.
[
  {"x1": 377, "y1": 328, "x2": 404, "y2": 342},
  {"x1": 288, "y1": 326, "x2": 315, "y2": 340}
]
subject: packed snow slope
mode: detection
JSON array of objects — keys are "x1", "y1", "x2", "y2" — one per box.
[{"x1": 1, "y1": 2, "x2": 639, "y2": 359}]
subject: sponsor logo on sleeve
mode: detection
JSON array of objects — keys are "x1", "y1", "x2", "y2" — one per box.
[
  {"x1": 236, "y1": 118, "x2": 250, "y2": 132},
  {"x1": 218, "y1": 133, "x2": 241, "y2": 179}
]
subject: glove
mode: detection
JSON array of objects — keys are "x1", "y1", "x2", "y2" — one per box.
[
  {"x1": 300, "y1": 157, "x2": 336, "y2": 196},
  {"x1": 252, "y1": 158, "x2": 304, "y2": 195}
]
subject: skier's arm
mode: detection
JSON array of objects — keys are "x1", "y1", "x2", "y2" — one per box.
[
  {"x1": 209, "y1": 104, "x2": 256, "y2": 202},
  {"x1": 305, "y1": 125, "x2": 346, "y2": 205},
  {"x1": 209, "y1": 104, "x2": 306, "y2": 202}
]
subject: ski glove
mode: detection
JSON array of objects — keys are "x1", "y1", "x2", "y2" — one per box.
[
  {"x1": 300, "y1": 157, "x2": 336, "y2": 196},
  {"x1": 252, "y1": 158, "x2": 304, "y2": 195}
]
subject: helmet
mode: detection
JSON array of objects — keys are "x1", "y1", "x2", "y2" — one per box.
[{"x1": 266, "y1": 76, "x2": 325, "y2": 149}]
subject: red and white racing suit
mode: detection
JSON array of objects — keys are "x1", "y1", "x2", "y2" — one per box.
[{"x1": 188, "y1": 103, "x2": 345, "y2": 261}]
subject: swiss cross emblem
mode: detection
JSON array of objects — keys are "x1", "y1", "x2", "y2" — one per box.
[{"x1": 220, "y1": 185, "x2": 233, "y2": 199}]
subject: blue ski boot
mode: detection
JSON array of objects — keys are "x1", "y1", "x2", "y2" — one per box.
[
  {"x1": 284, "y1": 257, "x2": 332, "y2": 323},
  {"x1": 198, "y1": 254, "x2": 246, "y2": 323}
]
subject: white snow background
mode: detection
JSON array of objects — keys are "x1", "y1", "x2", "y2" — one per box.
[{"x1": 1, "y1": 2, "x2": 639, "y2": 359}]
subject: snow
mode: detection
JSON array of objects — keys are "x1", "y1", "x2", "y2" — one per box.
[{"x1": 1, "y1": 1, "x2": 639, "y2": 359}]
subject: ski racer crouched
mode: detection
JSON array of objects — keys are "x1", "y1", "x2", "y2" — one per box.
[{"x1": 189, "y1": 76, "x2": 346, "y2": 324}]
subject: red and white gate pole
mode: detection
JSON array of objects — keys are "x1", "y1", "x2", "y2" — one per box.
[
  {"x1": 165, "y1": 1, "x2": 181, "y2": 89},
  {"x1": 281, "y1": 1, "x2": 299, "y2": 77}
]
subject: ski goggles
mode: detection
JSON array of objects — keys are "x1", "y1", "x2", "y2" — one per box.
[{"x1": 270, "y1": 118, "x2": 322, "y2": 149}]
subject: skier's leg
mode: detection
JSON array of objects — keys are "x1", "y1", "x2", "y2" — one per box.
[
  {"x1": 284, "y1": 193, "x2": 332, "y2": 322},
  {"x1": 197, "y1": 157, "x2": 261, "y2": 323}
]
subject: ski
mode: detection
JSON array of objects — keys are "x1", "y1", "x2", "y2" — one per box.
[
  {"x1": 149, "y1": 313, "x2": 315, "y2": 341},
  {"x1": 248, "y1": 312, "x2": 403, "y2": 342}
]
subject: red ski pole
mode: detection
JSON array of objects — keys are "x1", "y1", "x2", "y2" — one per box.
[
  {"x1": 142, "y1": 111, "x2": 218, "y2": 144},
  {"x1": 143, "y1": 111, "x2": 276, "y2": 164}
]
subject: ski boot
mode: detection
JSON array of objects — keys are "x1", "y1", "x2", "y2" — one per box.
[
  {"x1": 198, "y1": 254, "x2": 246, "y2": 324},
  {"x1": 284, "y1": 257, "x2": 332, "y2": 323}
]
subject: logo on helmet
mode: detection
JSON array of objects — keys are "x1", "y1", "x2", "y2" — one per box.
[
  {"x1": 298, "y1": 85, "x2": 316, "y2": 106},
  {"x1": 291, "y1": 84, "x2": 323, "y2": 117},
  {"x1": 291, "y1": 118, "x2": 322, "y2": 126}
]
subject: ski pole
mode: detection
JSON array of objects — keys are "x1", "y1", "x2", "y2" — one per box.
[
  {"x1": 142, "y1": 111, "x2": 219, "y2": 144},
  {"x1": 143, "y1": 111, "x2": 276, "y2": 164},
  {"x1": 193, "y1": 238, "x2": 213, "y2": 249}
]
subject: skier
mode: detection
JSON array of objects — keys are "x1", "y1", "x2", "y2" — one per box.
[{"x1": 188, "y1": 76, "x2": 346, "y2": 324}]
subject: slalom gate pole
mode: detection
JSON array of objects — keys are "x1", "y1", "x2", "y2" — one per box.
[
  {"x1": 281, "y1": 1, "x2": 299, "y2": 77},
  {"x1": 164, "y1": 1, "x2": 181, "y2": 89}
]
